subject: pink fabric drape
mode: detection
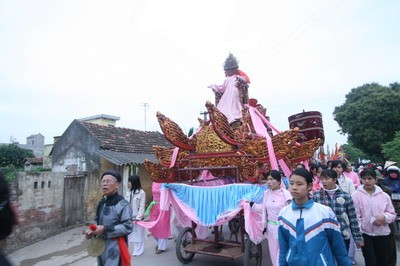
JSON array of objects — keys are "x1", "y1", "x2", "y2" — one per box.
[
  {"x1": 169, "y1": 147, "x2": 179, "y2": 168},
  {"x1": 303, "y1": 160, "x2": 309, "y2": 170},
  {"x1": 137, "y1": 209, "x2": 171, "y2": 238},
  {"x1": 250, "y1": 106, "x2": 302, "y2": 147},
  {"x1": 243, "y1": 202, "x2": 265, "y2": 244},
  {"x1": 246, "y1": 105, "x2": 294, "y2": 177},
  {"x1": 248, "y1": 106, "x2": 278, "y2": 170},
  {"x1": 248, "y1": 106, "x2": 281, "y2": 134},
  {"x1": 278, "y1": 159, "x2": 292, "y2": 180},
  {"x1": 169, "y1": 127, "x2": 202, "y2": 168}
]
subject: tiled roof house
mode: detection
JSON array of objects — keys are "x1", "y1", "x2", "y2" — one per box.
[
  {"x1": 82, "y1": 120, "x2": 171, "y2": 166},
  {"x1": 52, "y1": 115, "x2": 172, "y2": 173},
  {"x1": 51, "y1": 115, "x2": 172, "y2": 218},
  {"x1": 23, "y1": 157, "x2": 44, "y2": 171}
]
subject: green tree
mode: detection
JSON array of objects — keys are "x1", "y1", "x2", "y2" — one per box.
[
  {"x1": 382, "y1": 131, "x2": 400, "y2": 162},
  {"x1": 0, "y1": 144, "x2": 34, "y2": 168},
  {"x1": 341, "y1": 142, "x2": 367, "y2": 164},
  {"x1": 333, "y1": 82, "x2": 400, "y2": 159},
  {"x1": 0, "y1": 165, "x2": 18, "y2": 183}
]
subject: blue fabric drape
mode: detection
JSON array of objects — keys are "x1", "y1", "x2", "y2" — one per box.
[{"x1": 164, "y1": 183, "x2": 266, "y2": 225}]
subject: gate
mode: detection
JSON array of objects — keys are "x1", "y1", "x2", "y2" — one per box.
[{"x1": 62, "y1": 175, "x2": 85, "y2": 227}]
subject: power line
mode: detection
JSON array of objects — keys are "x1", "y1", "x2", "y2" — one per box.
[
  {"x1": 260, "y1": 0, "x2": 333, "y2": 61},
  {"x1": 256, "y1": 0, "x2": 348, "y2": 65},
  {"x1": 267, "y1": 94, "x2": 345, "y2": 109}
]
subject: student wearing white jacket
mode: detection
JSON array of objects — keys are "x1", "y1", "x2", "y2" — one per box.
[
  {"x1": 125, "y1": 175, "x2": 146, "y2": 256},
  {"x1": 331, "y1": 160, "x2": 355, "y2": 194}
]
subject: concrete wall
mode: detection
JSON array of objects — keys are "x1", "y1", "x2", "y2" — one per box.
[
  {"x1": 6, "y1": 172, "x2": 65, "y2": 253},
  {"x1": 84, "y1": 170, "x2": 102, "y2": 223},
  {"x1": 43, "y1": 144, "x2": 53, "y2": 169},
  {"x1": 52, "y1": 146, "x2": 89, "y2": 173},
  {"x1": 6, "y1": 164, "x2": 154, "y2": 253},
  {"x1": 51, "y1": 120, "x2": 102, "y2": 173}
]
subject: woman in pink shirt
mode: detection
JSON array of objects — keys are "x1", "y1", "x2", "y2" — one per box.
[
  {"x1": 343, "y1": 162, "x2": 361, "y2": 188},
  {"x1": 149, "y1": 182, "x2": 170, "y2": 254},
  {"x1": 352, "y1": 168, "x2": 397, "y2": 266},
  {"x1": 251, "y1": 170, "x2": 292, "y2": 266},
  {"x1": 310, "y1": 163, "x2": 323, "y2": 194}
]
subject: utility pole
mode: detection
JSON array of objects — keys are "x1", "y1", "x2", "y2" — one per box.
[
  {"x1": 200, "y1": 111, "x2": 208, "y2": 120},
  {"x1": 141, "y1": 103, "x2": 149, "y2": 131}
]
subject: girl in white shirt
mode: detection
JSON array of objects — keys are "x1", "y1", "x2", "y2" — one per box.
[
  {"x1": 331, "y1": 160, "x2": 355, "y2": 194},
  {"x1": 125, "y1": 175, "x2": 146, "y2": 256}
]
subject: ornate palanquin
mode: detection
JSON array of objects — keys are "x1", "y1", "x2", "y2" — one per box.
[
  {"x1": 156, "y1": 112, "x2": 197, "y2": 151},
  {"x1": 288, "y1": 111, "x2": 325, "y2": 146},
  {"x1": 145, "y1": 100, "x2": 322, "y2": 183},
  {"x1": 284, "y1": 138, "x2": 321, "y2": 163}
]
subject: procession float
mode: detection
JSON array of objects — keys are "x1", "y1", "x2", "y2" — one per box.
[{"x1": 140, "y1": 54, "x2": 324, "y2": 265}]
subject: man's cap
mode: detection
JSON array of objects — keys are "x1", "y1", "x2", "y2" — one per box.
[{"x1": 101, "y1": 169, "x2": 122, "y2": 182}]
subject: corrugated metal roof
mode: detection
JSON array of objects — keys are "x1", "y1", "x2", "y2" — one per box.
[{"x1": 96, "y1": 150, "x2": 157, "y2": 166}]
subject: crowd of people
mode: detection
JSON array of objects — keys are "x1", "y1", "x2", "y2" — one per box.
[
  {"x1": 248, "y1": 158, "x2": 399, "y2": 266},
  {"x1": 273, "y1": 160, "x2": 398, "y2": 266},
  {"x1": 2, "y1": 163, "x2": 396, "y2": 266},
  {"x1": 79, "y1": 52, "x2": 400, "y2": 265}
]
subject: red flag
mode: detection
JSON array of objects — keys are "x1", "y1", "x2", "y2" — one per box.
[{"x1": 331, "y1": 143, "x2": 339, "y2": 160}]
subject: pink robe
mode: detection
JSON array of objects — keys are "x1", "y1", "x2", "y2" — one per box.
[{"x1": 209, "y1": 75, "x2": 243, "y2": 123}]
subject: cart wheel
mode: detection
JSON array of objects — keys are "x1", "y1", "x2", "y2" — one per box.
[
  {"x1": 244, "y1": 237, "x2": 262, "y2": 266},
  {"x1": 176, "y1": 227, "x2": 195, "y2": 264}
]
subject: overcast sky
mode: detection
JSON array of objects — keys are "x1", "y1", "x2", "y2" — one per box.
[{"x1": 1, "y1": 0, "x2": 399, "y2": 153}]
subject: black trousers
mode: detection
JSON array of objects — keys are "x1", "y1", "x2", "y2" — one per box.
[{"x1": 361, "y1": 233, "x2": 392, "y2": 266}]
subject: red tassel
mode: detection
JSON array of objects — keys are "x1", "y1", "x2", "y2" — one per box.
[
  {"x1": 89, "y1": 224, "x2": 97, "y2": 231},
  {"x1": 117, "y1": 237, "x2": 131, "y2": 266}
]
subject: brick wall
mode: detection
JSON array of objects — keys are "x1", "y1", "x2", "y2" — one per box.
[{"x1": 5, "y1": 172, "x2": 65, "y2": 253}]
